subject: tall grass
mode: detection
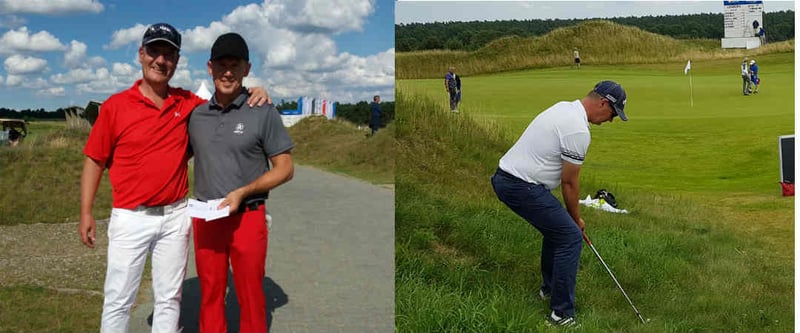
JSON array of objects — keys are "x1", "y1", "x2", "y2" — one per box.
[
  {"x1": 397, "y1": 20, "x2": 794, "y2": 79},
  {"x1": 0, "y1": 122, "x2": 112, "y2": 225},
  {"x1": 395, "y1": 89, "x2": 792, "y2": 332}
]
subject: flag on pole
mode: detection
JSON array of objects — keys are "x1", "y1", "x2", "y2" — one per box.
[{"x1": 684, "y1": 60, "x2": 691, "y2": 75}]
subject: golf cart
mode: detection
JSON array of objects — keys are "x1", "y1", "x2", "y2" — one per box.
[{"x1": 0, "y1": 118, "x2": 27, "y2": 146}]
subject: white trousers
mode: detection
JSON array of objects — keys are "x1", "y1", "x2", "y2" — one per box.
[{"x1": 101, "y1": 201, "x2": 191, "y2": 333}]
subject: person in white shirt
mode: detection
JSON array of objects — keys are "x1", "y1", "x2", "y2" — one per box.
[
  {"x1": 741, "y1": 57, "x2": 752, "y2": 96},
  {"x1": 491, "y1": 80, "x2": 628, "y2": 327}
]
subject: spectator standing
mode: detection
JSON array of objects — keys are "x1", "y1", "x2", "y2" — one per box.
[
  {"x1": 445, "y1": 66, "x2": 459, "y2": 113},
  {"x1": 749, "y1": 59, "x2": 759, "y2": 94},
  {"x1": 369, "y1": 95, "x2": 382, "y2": 136}
]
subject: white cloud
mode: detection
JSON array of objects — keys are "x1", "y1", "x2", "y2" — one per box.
[
  {"x1": 105, "y1": 23, "x2": 147, "y2": 50},
  {"x1": 0, "y1": 0, "x2": 103, "y2": 15},
  {"x1": 64, "y1": 40, "x2": 107, "y2": 69},
  {"x1": 4, "y1": 54, "x2": 48, "y2": 74},
  {"x1": 5, "y1": 74, "x2": 20, "y2": 86},
  {"x1": 181, "y1": 21, "x2": 229, "y2": 53},
  {"x1": 50, "y1": 67, "x2": 95, "y2": 84},
  {"x1": 63, "y1": 40, "x2": 86, "y2": 68},
  {"x1": 261, "y1": 0, "x2": 374, "y2": 35},
  {"x1": 36, "y1": 86, "x2": 65, "y2": 97},
  {"x1": 111, "y1": 62, "x2": 136, "y2": 77},
  {"x1": 169, "y1": 56, "x2": 194, "y2": 89},
  {"x1": 75, "y1": 66, "x2": 130, "y2": 95},
  {"x1": 22, "y1": 77, "x2": 48, "y2": 89},
  {"x1": 0, "y1": 27, "x2": 64, "y2": 53}
]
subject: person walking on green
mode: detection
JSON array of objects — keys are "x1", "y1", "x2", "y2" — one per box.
[{"x1": 741, "y1": 57, "x2": 752, "y2": 96}]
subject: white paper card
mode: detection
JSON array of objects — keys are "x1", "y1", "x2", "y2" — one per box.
[{"x1": 188, "y1": 198, "x2": 230, "y2": 221}]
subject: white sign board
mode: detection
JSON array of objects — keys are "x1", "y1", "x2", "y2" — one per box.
[{"x1": 724, "y1": 0, "x2": 763, "y2": 38}]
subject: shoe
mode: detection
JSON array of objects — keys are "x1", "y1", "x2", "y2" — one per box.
[
  {"x1": 546, "y1": 311, "x2": 578, "y2": 327},
  {"x1": 538, "y1": 289, "x2": 550, "y2": 300},
  {"x1": 451, "y1": 109, "x2": 459, "y2": 113}
]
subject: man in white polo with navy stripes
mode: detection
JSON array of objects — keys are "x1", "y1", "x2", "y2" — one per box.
[{"x1": 491, "y1": 80, "x2": 628, "y2": 327}]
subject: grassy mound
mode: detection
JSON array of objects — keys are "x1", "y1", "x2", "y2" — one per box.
[
  {"x1": 0, "y1": 123, "x2": 112, "y2": 225},
  {"x1": 287, "y1": 115, "x2": 395, "y2": 185},
  {"x1": 397, "y1": 20, "x2": 794, "y2": 79},
  {"x1": 395, "y1": 91, "x2": 792, "y2": 332}
]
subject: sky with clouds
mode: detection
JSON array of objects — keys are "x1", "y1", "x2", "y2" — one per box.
[
  {"x1": 0, "y1": 0, "x2": 395, "y2": 110},
  {"x1": 396, "y1": 0, "x2": 795, "y2": 24}
]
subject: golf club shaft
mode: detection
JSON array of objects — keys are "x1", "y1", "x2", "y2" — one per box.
[{"x1": 582, "y1": 232, "x2": 647, "y2": 324}]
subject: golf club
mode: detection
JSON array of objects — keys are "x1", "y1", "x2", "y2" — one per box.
[{"x1": 582, "y1": 230, "x2": 647, "y2": 324}]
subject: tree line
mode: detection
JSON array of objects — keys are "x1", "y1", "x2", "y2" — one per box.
[
  {"x1": 1, "y1": 100, "x2": 396, "y2": 128},
  {"x1": 0, "y1": 107, "x2": 69, "y2": 121},
  {"x1": 396, "y1": 11, "x2": 795, "y2": 52}
]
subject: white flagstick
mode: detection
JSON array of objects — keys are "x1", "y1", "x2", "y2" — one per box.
[
  {"x1": 689, "y1": 70, "x2": 694, "y2": 107},
  {"x1": 684, "y1": 60, "x2": 693, "y2": 107}
]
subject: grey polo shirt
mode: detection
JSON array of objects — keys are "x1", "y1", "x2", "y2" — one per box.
[{"x1": 188, "y1": 89, "x2": 294, "y2": 202}]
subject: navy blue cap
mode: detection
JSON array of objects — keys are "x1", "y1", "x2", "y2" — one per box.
[
  {"x1": 142, "y1": 23, "x2": 181, "y2": 50},
  {"x1": 210, "y1": 33, "x2": 249, "y2": 61},
  {"x1": 593, "y1": 80, "x2": 627, "y2": 121}
]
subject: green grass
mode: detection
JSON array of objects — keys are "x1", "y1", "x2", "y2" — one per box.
[
  {"x1": 0, "y1": 286, "x2": 102, "y2": 333},
  {"x1": 398, "y1": 52, "x2": 794, "y2": 195},
  {"x1": 287, "y1": 115, "x2": 395, "y2": 185},
  {"x1": 0, "y1": 122, "x2": 113, "y2": 225},
  {"x1": 395, "y1": 51, "x2": 793, "y2": 332}
]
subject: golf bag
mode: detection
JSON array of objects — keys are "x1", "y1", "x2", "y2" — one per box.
[{"x1": 594, "y1": 189, "x2": 618, "y2": 208}]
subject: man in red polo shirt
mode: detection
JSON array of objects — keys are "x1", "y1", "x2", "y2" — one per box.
[{"x1": 79, "y1": 23, "x2": 269, "y2": 333}]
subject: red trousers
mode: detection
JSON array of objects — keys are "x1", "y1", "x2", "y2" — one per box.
[{"x1": 193, "y1": 204, "x2": 268, "y2": 333}]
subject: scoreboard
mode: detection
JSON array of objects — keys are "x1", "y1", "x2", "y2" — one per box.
[{"x1": 723, "y1": 0, "x2": 764, "y2": 38}]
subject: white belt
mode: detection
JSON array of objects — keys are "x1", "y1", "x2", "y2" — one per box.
[{"x1": 131, "y1": 198, "x2": 187, "y2": 216}]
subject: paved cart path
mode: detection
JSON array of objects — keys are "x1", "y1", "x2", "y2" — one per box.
[{"x1": 130, "y1": 165, "x2": 394, "y2": 333}]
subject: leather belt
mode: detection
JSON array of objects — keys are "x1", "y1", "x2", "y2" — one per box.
[{"x1": 238, "y1": 199, "x2": 265, "y2": 212}]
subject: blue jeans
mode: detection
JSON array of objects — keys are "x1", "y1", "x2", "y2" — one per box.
[{"x1": 491, "y1": 168, "x2": 582, "y2": 317}]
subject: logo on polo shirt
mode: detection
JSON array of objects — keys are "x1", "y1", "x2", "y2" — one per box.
[
  {"x1": 174, "y1": 112, "x2": 181, "y2": 117},
  {"x1": 234, "y1": 123, "x2": 245, "y2": 135}
]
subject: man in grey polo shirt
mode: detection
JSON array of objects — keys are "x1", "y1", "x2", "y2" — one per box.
[
  {"x1": 491, "y1": 80, "x2": 628, "y2": 327},
  {"x1": 188, "y1": 32, "x2": 294, "y2": 333}
]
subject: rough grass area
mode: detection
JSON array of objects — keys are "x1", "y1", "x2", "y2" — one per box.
[
  {"x1": 287, "y1": 115, "x2": 395, "y2": 185},
  {"x1": 396, "y1": 20, "x2": 794, "y2": 79},
  {"x1": 394, "y1": 85, "x2": 792, "y2": 332},
  {"x1": 0, "y1": 285, "x2": 102, "y2": 333},
  {"x1": 0, "y1": 122, "x2": 112, "y2": 226}
]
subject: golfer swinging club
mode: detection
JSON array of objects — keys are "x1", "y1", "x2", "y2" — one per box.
[{"x1": 491, "y1": 80, "x2": 628, "y2": 327}]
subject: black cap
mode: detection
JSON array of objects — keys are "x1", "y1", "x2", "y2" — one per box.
[
  {"x1": 593, "y1": 80, "x2": 628, "y2": 121},
  {"x1": 142, "y1": 23, "x2": 181, "y2": 50},
  {"x1": 210, "y1": 33, "x2": 249, "y2": 61}
]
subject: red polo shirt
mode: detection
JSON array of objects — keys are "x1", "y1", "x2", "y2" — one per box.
[{"x1": 84, "y1": 80, "x2": 205, "y2": 209}]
